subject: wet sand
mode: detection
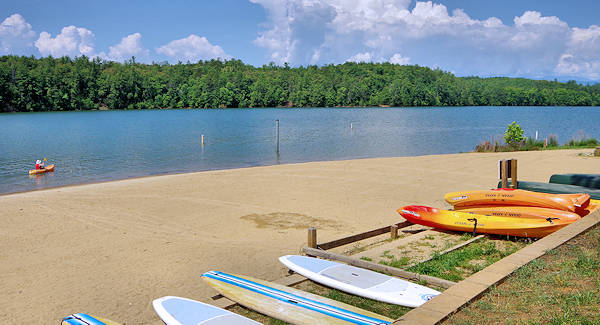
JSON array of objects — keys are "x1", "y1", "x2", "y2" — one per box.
[{"x1": 1, "y1": 149, "x2": 597, "y2": 324}]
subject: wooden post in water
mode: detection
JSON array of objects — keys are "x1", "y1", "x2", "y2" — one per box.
[
  {"x1": 276, "y1": 119, "x2": 280, "y2": 154},
  {"x1": 510, "y1": 158, "x2": 518, "y2": 189},
  {"x1": 307, "y1": 227, "x2": 317, "y2": 249},
  {"x1": 201, "y1": 134, "x2": 205, "y2": 146}
]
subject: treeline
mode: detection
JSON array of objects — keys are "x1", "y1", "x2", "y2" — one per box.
[{"x1": 1, "y1": 55, "x2": 599, "y2": 112}]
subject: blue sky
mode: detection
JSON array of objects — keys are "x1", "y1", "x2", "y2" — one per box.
[{"x1": 1, "y1": 0, "x2": 600, "y2": 80}]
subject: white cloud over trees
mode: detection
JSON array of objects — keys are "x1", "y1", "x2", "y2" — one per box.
[
  {"x1": 0, "y1": 14, "x2": 35, "y2": 54},
  {"x1": 156, "y1": 34, "x2": 231, "y2": 62},
  {"x1": 251, "y1": 0, "x2": 600, "y2": 79}
]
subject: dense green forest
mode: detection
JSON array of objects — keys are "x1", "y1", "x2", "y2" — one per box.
[{"x1": 1, "y1": 55, "x2": 599, "y2": 112}]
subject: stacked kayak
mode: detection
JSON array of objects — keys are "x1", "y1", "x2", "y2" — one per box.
[
  {"x1": 398, "y1": 205, "x2": 576, "y2": 238},
  {"x1": 455, "y1": 206, "x2": 581, "y2": 222},
  {"x1": 444, "y1": 188, "x2": 590, "y2": 212},
  {"x1": 29, "y1": 164, "x2": 55, "y2": 175}
]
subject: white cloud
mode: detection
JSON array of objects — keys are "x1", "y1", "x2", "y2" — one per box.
[
  {"x1": 346, "y1": 52, "x2": 372, "y2": 63},
  {"x1": 251, "y1": 0, "x2": 600, "y2": 80},
  {"x1": 105, "y1": 33, "x2": 149, "y2": 62},
  {"x1": 156, "y1": 34, "x2": 231, "y2": 62},
  {"x1": 554, "y1": 25, "x2": 600, "y2": 79},
  {"x1": 35, "y1": 25, "x2": 95, "y2": 57},
  {"x1": 0, "y1": 13, "x2": 35, "y2": 54},
  {"x1": 390, "y1": 53, "x2": 410, "y2": 65}
]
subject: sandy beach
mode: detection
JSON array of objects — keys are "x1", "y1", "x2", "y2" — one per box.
[{"x1": 1, "y1": 149, "x2": 598, "y2": 324}]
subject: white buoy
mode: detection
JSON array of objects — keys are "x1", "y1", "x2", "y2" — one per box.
[
  {"x1": 350, "y1": 123, "x2": 353, "y2": 129},
  {"x1": 535, "y1": 130, "x2": 538, "y2": 140}
]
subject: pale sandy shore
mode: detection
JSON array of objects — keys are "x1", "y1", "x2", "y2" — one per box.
[{"x1": 1, "y1": 149, "x2": 598, "y2": 324}]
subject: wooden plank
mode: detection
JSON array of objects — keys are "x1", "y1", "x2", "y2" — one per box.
[
  {"x1": 406, "y1": 234, "x2": 486, "y2": 268},
  {"x1": 302, "y1": 247, "x2": 456, "y2": 289},
  {"x1": 318, "y1": 221, "x2": 413, "y2": 250}
]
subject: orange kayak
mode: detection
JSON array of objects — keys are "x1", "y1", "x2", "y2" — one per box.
[
  {"x1": 444, "y1": 188, "x2": 590, "y2": 212},
  {"x1": 29, "y1": 164, "x2": 55, "y2": 175},
  {"x1": 455, "y1": 206, "x2": 581, "y2": 222},
  {"x1": 398, "y1": 205, "x2": 577, "y2": 238}
]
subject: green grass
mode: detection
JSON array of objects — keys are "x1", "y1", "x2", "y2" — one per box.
[
  {"x1": 475, "y1": 135, "x2": 598, "y2": 152},
  {"x1": 407, "y1": 238, "x2": 525, "y2": 282},
  {"x1": 380, "y1": 256, "x2": 411, "y2": 268},
  {"x1": 445, "y1": 225, "x2": 600, "y2": 324}
]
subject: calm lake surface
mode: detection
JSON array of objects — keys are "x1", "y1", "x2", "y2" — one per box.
[{"x1": 1, "y1": 106, "x2": 599, "y2": 194}]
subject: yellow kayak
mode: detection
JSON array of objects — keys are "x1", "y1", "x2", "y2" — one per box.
[
  {"x1": 29, "y1": 164, "x2": 54, "y2": 175},
  {"x1": 398, "y1": 205, "x2": 577, "y2": 238},
  {"x1": 445, "y1": 188, "x2": 590, "y2": 213}
]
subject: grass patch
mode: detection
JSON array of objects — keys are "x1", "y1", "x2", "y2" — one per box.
[
  {"x1": 380, "y1": 256, "x2": 412, "y2": 268},
  {"x1": 407, "y1": 238, "x2": 525, "y2": 282},
  {"x1": 445, "y1": 225, "x2": 600, "y2": 324},
  {"x1": 475, "y1": 134, "x2": 598, "y2": 152},
  {"x1": 360, "y1": 256, "x2": 372, "y2": 262}
]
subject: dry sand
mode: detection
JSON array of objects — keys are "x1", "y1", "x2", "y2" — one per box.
[{"x1": 1, "y1": 149, "x2": 598, "y2": 324}]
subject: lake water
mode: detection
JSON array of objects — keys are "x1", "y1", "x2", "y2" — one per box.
[{"x1": 1, "y1": 106, "x2": 599, "y2": 194}]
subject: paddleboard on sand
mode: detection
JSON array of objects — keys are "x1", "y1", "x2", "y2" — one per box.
[
  {"x1": 201, "y1": 270, "x2": 394, "y2": 325},
  {"x1": 279, "y1": 255, "x2": 439, "y2": 308},
  {"x1": 153, "y1": 296, "x2": 260, "y2": 325},
  {"x1": 61, "y1": 313, "x2": 122, "y2": 325}
]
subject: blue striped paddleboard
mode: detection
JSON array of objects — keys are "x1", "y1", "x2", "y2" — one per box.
[
  {"x1": 201, "y1": 270, "x2": 394, "y2": 325},
  {"x1": 61, "y1": 313, "x2": 122, "y2": 325},
  {"x1": 153, "y1": 296, "x2": 260, "y2": 325},
  {"x1": 279, "y1": 255, "x2": 440, "y2": 307}
]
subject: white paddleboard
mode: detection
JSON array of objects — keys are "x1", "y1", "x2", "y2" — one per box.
[
  {"x1": 152, "y1": 296, "x2": 260, "y2": 325},
  {"x1": 279, "y1": 255, "x2": 440, "y2": 307}
]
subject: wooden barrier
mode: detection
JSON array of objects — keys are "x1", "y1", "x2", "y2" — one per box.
[{"x1": 315, "y1": 221, "x2": 413, "y2": 250}]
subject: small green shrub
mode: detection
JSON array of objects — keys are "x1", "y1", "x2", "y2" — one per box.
[{"x1": 504, "y1": 122, "x2": 524, "y2": 148}]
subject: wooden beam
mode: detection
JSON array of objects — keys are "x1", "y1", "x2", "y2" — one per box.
[
  {"x1": 317, "y1": 221, "x2": 412, "y2": 250},
  {"x1": 302, "y1": 247, "x2": 456, "y2": 289}
]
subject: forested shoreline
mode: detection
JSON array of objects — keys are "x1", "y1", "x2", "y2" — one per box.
[{"x1": 1, "y1": 55, "x2": 599, "y2": 112}]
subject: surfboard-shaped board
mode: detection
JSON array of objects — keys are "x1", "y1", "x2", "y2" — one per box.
[
  {"x1": 153, "y1": 296, "x2": 260, "y2": 325},
  {"x1": 61, "y1": 313, "x2": 122, "y2": 325},
  {"x1": 279, "y1": 255, "x2": 439, "y2": 308},
  {"x1": 201, "y1": 270, "x2": 394, "y2": 325},
  {"x1": 398, "y1": 205, "x2": 576, "y2": 238},
  {"x1": 444, "y1": 188, "x2": 590, "y2": 212}
]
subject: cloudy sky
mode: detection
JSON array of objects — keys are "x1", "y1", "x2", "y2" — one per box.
[{"x1": 2, "y1": 0, "x2": 600, "y2": 80}]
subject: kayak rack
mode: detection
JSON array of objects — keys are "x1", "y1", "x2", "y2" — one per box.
[{"x1": 302, "y1": 222, "x2": 481, "y2": 289}]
